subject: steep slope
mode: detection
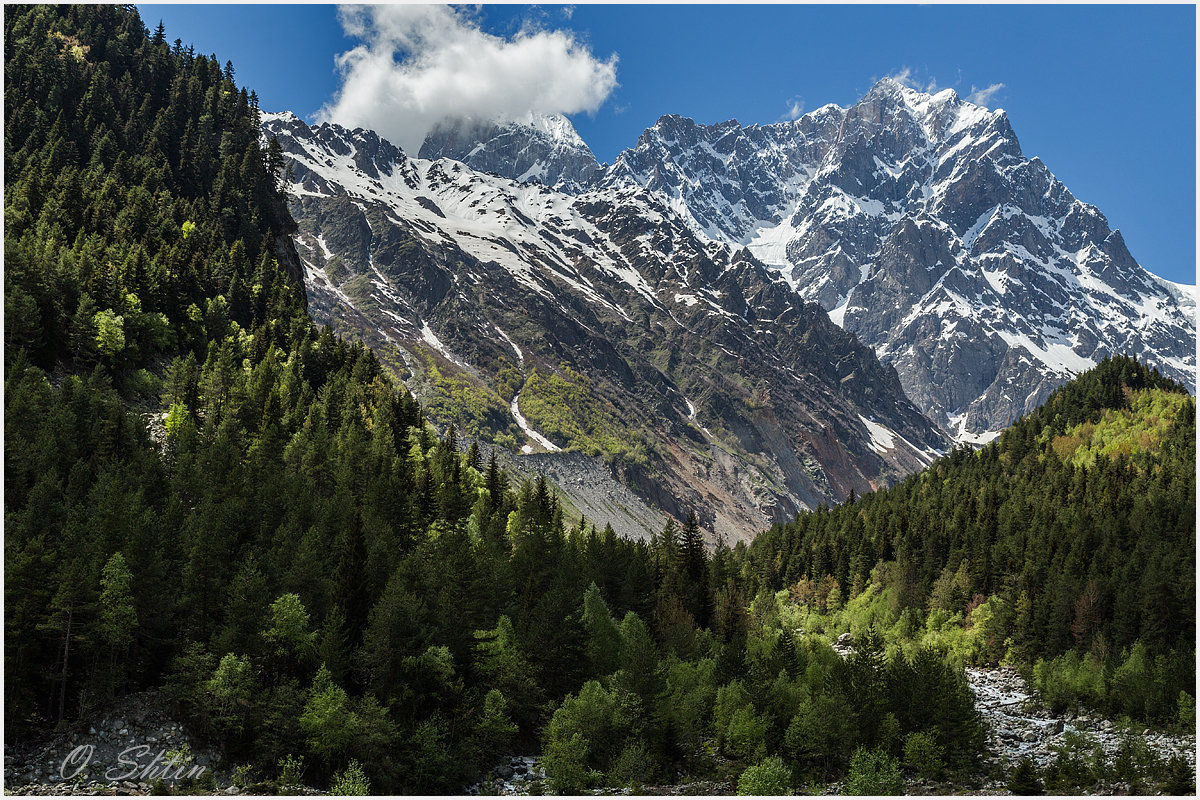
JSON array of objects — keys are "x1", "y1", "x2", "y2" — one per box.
[
  {"x1": 599, "y1": 78, "x2": 1196, "y2": 441},
  {"x1": 263, "y1": 112, "x2": 949, "y2": 541}
]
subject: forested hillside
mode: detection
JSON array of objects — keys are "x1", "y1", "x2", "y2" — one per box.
[
  {"x1": 746, "y1": 356, "x2": 1196, "y2": 725},
  {"x1": 5, "y1": 4, "x2": 303, "y2": 374}
]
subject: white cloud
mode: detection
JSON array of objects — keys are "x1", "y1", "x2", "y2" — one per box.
[
  {"x1": 887, "y1": 66, "x2": 918, "y2": 90},
  {"x1": 886, "y1": 66, "x2": 938, "y2": 93},
  {"x1": 967, "y1": 83, "x2": 1006, "y2": 107},
  {"x1": 318, "y1": 5, "x2": 618, "y2": 153},
  {"x1": 781, "y1": 96, "x2": 805, "y2": 121}
]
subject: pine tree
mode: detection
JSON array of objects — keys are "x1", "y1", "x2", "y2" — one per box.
[
  {"x1": 680, "y1": 510, "x2": 709, "y2": 627},
  {"x1": 581, "y1": 583, "x2": 621, "y2": 678}
]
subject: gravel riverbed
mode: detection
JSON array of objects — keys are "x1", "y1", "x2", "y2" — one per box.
[{"x1": 966, "y1": 665, "x2": 1195, "y2": 792}]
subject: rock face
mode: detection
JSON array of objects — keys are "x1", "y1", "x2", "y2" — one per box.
[
  {"x1": 596, "y1": 78, "x2": 1196, "y2": 441},
  {"x1": 5, "y1": 690, "x2": 225, "y2": 794},
  {"x1": 512, "y1": 450, "x2": 667, "y2": 542},
  {"x1": 4, "y1": 689, "x2": 325, "y2": 796},
  {"x1": 466, "y1": 755, "x2": 550, "y2": 795},
  {"x1": 831, "y1": 631, "x2": 855, "y2": 657},
  {"x1": 262, "y1": 111, "x2": 949, "y2": 542}
]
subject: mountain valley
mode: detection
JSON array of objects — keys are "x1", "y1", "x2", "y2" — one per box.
[{"x1": 263, "y1": 111, "x2": 946, "y2": 541}]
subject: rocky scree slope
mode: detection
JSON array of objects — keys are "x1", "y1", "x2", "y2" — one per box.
[
  {"x1": 3, "y1": 689, "x2": 325, "y2": 795},
  {"x1": 261, "y1": 112, "x2": 947, "y2": 542},
  {"x1": 433, "y1": 79, "x2": 1196, "y2": 443}
]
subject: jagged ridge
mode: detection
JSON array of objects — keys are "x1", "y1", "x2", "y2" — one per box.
[{"x1": 413, "y1": 79, "x2": 1196, "y2": 443}]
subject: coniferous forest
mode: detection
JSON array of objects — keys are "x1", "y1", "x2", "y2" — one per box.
[{"x1": 4, "y1": 5, "x2": 1195, "y2": 796}]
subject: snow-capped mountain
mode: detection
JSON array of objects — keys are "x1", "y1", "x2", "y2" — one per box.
[
  {"x1": 261, "y1": 111, "x2": 948, "y2": 541},
  {"x1": 261, "y1": 75, "x2": 1194, "y2": 535},
  {"x1": 608, "y1": 79, "x2": 1196, "y2": 440},
  {"x1": 430, "y1": 78, "x2": 1196, "y2": 441},
  {"x1": 420, "y1": 112, "x2": 603, "y2": 194}
]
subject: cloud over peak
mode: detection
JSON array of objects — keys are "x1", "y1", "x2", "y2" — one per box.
[
  {"x1": 967, "y1": 83, "x2": 1006, "y2": 107},
  {"x1": 780, "y1": 95, "x2": 805, "y2": 122},
  {"x1": 318, "y1": 5, "x2": 618, "y2": 153}
]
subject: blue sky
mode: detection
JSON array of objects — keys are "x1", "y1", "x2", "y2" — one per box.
[{"x1": 138, "y1": 4, "x2": 1196, "y2": 285}]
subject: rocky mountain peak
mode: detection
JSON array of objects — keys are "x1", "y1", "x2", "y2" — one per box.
[
  {"x1": 419, "y1": 111, "x2": 602, "y2": 193},
  {"x1": 521, "y1": 111, "x2": 589, "y2": 146},
  {"x1": 593, "y1": 85, "x2": 1194, "y2": 441}
]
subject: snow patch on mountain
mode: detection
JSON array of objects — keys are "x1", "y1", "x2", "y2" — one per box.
[
  {"x1": 494, "y1": 326, "x2": 525, "y2": 364},
  {"x1": 511, "y1": 393, "x2": 561, "y2": 454},
  {"x1": 421, "y1": 322, "x2": 470, "y2": 370},
  {"x1": 860, "y1": 414, "x2": 896, "y2": 454},
  {"x1": 948, "y1": 412, "x2": 1002, "y2": 446}
]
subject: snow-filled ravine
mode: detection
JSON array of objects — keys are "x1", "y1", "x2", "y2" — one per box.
[{"x1": 510, "y1": 392, "x2": 561, "y2": 455}]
